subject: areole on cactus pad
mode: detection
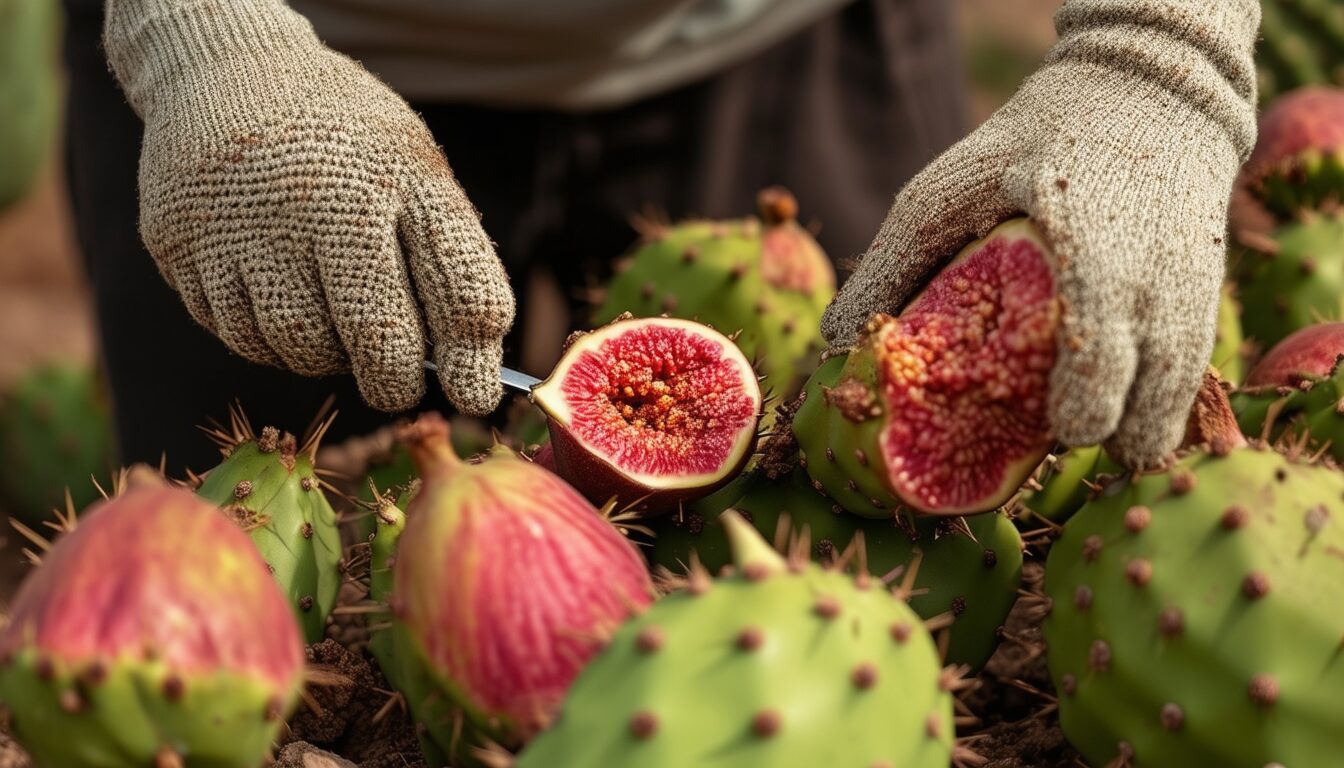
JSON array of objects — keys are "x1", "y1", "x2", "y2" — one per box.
[
  {"x1": 531, "y1": 315, "x2": 763, "y2": 512},
  {"x1": 0, "y1": 468, "x2": 305, "y2": 768},
  {"x1": 794, "y1": 218, "x2": 1058, "y2": 516}
]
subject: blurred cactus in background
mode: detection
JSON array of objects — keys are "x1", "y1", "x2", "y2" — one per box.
[{"x1": 0, "y1": 0, "x2": 61, "y2": 210}]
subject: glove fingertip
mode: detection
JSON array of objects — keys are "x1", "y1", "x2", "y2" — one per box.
[{"x1": 434, "y1": 343, "x2": 506, "y2": 417}]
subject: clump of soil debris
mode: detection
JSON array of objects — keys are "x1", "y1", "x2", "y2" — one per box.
[{"x1": 958, "y1": 561, "x2": 1083, "y2": 768}]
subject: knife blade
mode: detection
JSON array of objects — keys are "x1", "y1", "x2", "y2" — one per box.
[{"x1": 422, "y1": 360, "x2": 541, "y2": 394}]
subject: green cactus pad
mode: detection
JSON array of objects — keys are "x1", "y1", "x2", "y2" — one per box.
[
  {"x1": 593, "y1": 190, "x2": 834, "y2": 403},
  {"x1": 0, "y1": 0, "x2": 60, "y2": 208},
  {"x1": 649, "y1": 467, "x2": 1022, "y2": 669},
  {"x1": 0, "y1": 649, "x2": 290, "y2": 768},
  {"x1": 1212, "y1": 285, "x2": 1246, "y2": 385},
  {"x1": 1235, "y1": 211, "x2": 1344, "y2": 349},
  {"x1": 519, "y1": 515, "x2": 954, "y2": 768},
  {"x1": 1019, "y1": 446, "x2": 1123, "y2": 529},
  {"x1": 1044, "y1": 447, "x2": 1344, "y2": 768},
  {"x1": 1258, "y1": 0, "x2": 1344, "y2": 103},
  {"x1": 0, "y1": 364, "x2": 115, "y2": 525},
  {"x1": 196, "y1": 424, "x2": 342, "y2": 643}
]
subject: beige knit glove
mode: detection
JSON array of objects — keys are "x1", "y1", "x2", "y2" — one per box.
[
  {"x1": 104, "y1": 0, "x2": 515, "y2": 415},
  {"x1": 821, "y1": 0, "x2": 1259, "y2": 469}
]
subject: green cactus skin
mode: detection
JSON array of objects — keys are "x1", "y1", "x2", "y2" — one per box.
[
  {"x1": 0, "y1": 364, "x2": 115, "y2": 525},
  {"x1": 1235, "y1": 211, "x2": 1344, "y2": 349},
  {"x1": 1044, "y1": 447, "x2": 1344, "y2": 768},
  {"x1": 0, "y1": 0, "x2": 60, "y2": 208},
  {"x1": 648, "y1": 467, "x2": 1022, "y2": 670},
  {"x1": 592, "y1": 191, "x2": 834, "y2": 402},
  {"x1": 792, "y1": 354, "x2": 901, "y2": 519},
  {"x1": 0, "y1": 653, "x2": 290, "y2": 768},
  {"x1": 1233, "y1": 362, "x2": 1344, "y2": 464},
  {"x1": 1019, "y1": 446, "x2": 1124, "y2": 529},
  {"x1": 518, "y1": 514, "x2": 955, "y2": 768},
  {"x1": 196, "y1": 427, "x2": 342, "y2": 643},
  {"x1": 1258, "y1": 0, "x2": 1344, "y2": 103},
  {"x1": 1212, "y1": 284, "x2": 1246, "y2": 385},
  {"x1": 364, "y1": 493, "x2": 480, "y2": 768}
]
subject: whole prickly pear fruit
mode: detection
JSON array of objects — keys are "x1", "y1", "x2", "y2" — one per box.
[
  {"x1": 648, "y1": 467, "x2": 1023, "y2": 669},
  {"x1": 1257, "y1": 0, "x2": 1344, "y2": 102},
  {"x1": 0, "y1": 364, "x2": 115, "y2": 524},
  {"x1": 1233, "y1": 323, "x2": 1344, "y2": 462},
  {"x1": 531, "y1": 315, "x2": 763, "y2": 513},
  {"x1": 793, "y1": 218, "x2": 1058, "y2": 517},
  {"x1": 518, "y1": 512, "x2": 957, "y2": 768},
  {"x1": 195, "y1": 409, "x2": 343, "y2": 643},
  {"x1": 1246, "y1": 320, "x2": 1344, "y2": 386},
  {"x1": 1044, "y1": 382, "x2": 1344, "y2": 768},
  {"x1": 593, "y1": 187, "x2": 835, "y2": 401},
  {"x1": 1233, "y1": 87, "x2": 1344, "y2": 348},
  {"x1": 0, "y1": 468, "x2": 305, "y2": 768},
  {"x1": 392, "y1": 414, "x2": 654, "y2": 748}
]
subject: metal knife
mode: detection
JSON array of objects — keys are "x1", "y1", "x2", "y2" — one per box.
[{"x1": 422, "y1": 360, "x2": 541, "y2": 394}]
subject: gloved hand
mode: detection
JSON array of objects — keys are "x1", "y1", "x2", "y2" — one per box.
[
  {"x1": 821, "y1": 0, "x2": 1259, "y2": 469},
  {"x1": 104, "y1": 0, "x2": 514, "y2": 415}
]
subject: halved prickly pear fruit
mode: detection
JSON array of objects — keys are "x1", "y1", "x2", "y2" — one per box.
[
  {"x1": 532, "y1": 316, "x2": 763, "y2": 512},
  {"x1": 194, "y1": 408, "x2": 343, "y2": 643},
  {"x1": 517, "y1": 513, "x2": 956, "y2": 768},
  {"x1": 0, "y1": 469, "x2": 305, "y2": 768},
  {"x1": 391, "y1": 414, "x2": 654, "y2": 748},
  {"x1": 794, "y1": 218, "x2": 1058, "y2": 516},
  {"x1": 1245, "y1": 321, "x2": 1344, "y2": 386}
]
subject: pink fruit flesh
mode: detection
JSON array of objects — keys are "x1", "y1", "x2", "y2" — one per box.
[
  {"x1": 1247, "y1": 87, "x2": 1344, "y2": 176},
  {"x1": 1246, "y1": 322, "x2": 1344, "y2": 386},
  {"x1": 547, "y1": 321, "x2": 760, "y2": 484},
  {"x1": 876, "y1": 226, "x2": 1058, "y2": 513},
  {"x1": 1, "y1": 483, "x2": 304, "y2": 689}
]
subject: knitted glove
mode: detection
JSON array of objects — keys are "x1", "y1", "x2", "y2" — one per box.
[
  {"x1": 821, "y1": 0, "x2": 1259, "y2": 469},
  {"x1": 104, "y1": 0, "x2": 515, "y2": 415}
]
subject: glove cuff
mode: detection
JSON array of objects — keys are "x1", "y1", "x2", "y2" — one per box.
[
  {"x1": 1048, "y1": 0, "x2": 1260, "y2": 160},
  {"x1": 104, "y1": 0, "x2": 320, "y2": 116}
]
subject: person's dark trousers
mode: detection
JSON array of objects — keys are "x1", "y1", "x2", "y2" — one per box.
[{"x1": 61, "y1": 0, "x2": 966, "y2": 475}]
